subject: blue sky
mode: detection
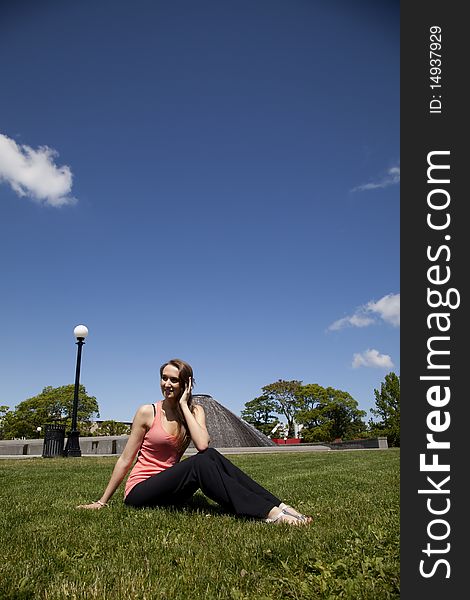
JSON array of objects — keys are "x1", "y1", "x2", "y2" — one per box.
[{"x1": 0, "y1": 0, "x2": 399, "y2": 424}]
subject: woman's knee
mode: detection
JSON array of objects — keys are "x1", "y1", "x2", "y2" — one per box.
[
  {"x1": 193, "y1": 447, "x2": 218, "y2": 465},
  {"x1": 204, "y1": 447, "x2": 218, "y2": 456},
  {"x1": 196, "y1": 447, "x2": 217, "y2": 457}
]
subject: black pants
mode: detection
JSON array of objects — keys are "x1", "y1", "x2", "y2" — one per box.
[{"x1": 124, "y1": 447, "x2": 281, "y2": 519}]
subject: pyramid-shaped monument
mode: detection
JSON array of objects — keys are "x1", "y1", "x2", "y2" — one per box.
[{"x1": 189, "y1": 394, "x2": 275, "y2": 448}]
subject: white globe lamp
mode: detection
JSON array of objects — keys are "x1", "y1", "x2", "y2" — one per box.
[{"x1": 73, "y1": 325, "x2": 89, "y2": 340}]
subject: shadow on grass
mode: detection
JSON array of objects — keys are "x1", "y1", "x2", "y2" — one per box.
[{"x1": 126, "y1": 492, "x2": 264, "y2": 522}]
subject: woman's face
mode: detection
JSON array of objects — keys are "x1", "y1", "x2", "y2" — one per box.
[{"x1": 161, "y1": 364, "x2": 183, "y2": 401}]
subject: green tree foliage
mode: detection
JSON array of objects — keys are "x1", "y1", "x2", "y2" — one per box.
[
  {"x1": 261, "y1": 380, "x2": 303, "y2": 437},
  {"x1": 244, "y1": 379, "x2": 367, "y2": 442},
  {"x1": 0, "y1": 405, "x2": 11, "y2": 440},
  {"x1": 95, "y1": 420, "x2": 131, "y2": 436},
  {"x1": 369, "y1": 372, "x2": 400, "y2": 446},
  {"x1": 2, "y1": 385, "x2": 99, "y2": 439},
  {"x1": 240, "y1": 395, "x2": 279, "y2": 436},
  {"x1": 295, "y1": 384, "x2": 367, "y2": 442}
]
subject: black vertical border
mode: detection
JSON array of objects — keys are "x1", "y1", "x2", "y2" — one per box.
[{"x1": 401, "y1": 1, "x2": 466, "y2": 598}]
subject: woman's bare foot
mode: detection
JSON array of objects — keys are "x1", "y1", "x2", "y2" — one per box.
[
  {"x1": 265, "y1": 506, "x2": 312, "y2": 526},
  {"x1": 279, "y1": 503, "x2": 313, "y2": 524}
]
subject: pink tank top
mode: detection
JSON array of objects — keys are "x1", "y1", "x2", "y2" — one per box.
[{"x1": 124, "y1": 401, "x2": 183, "y2": 497}]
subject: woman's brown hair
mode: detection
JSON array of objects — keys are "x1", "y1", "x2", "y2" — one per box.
[{"x1": 159, "y1": 358, "x2": 196, "y2": 450}]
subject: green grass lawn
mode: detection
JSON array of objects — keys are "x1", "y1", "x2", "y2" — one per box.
[{"x1": 0, "y1": 449, "x2": 399, "y2": 600}]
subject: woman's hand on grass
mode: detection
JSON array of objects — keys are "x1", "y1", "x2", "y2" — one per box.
[{"x1": 76, "y1": 501, "x2": 108, "y2": 510}]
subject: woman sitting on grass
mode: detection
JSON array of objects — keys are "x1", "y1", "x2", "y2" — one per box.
[{"x1": 78, "y1": 358, "x2": 312, "y2": 525}]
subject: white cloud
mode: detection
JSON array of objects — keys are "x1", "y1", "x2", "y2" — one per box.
[
  {"x1": 328, "y1": 314, "x2": 375, "y2": 331},
  {"x1": 0, "y1": 132, "x2": 76, "y2": 207},
  {"x1": 352, "y1": 348, "x2": 394, "y2": 369},
  {"x1": 351, "y1": 165, "x2": 400, "y2": 192},
  {"x1": 328, "y1": 293, "x2": 400, "y2": 331},
  {"x1": 366, "y1": 293, "x2": 400, "y2": 327}
]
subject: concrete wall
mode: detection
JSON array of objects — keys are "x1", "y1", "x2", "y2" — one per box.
[
  {"x1": 0, "y1": 435, "x2": 129, "y2": 456},
  {"x1": 324, "y1": 437, "x2": 388, "y2": 450},
  {"x1": 0, "y1": 436, "x2": 389, "y2": 456}
]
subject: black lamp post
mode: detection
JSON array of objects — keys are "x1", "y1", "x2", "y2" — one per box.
[{"x1": 64, "y1": 324, "x2": 88, "y2": 457}]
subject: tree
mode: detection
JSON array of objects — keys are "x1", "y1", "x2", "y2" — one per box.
[
  {"x1": 95, "y1": 420, "x2": 131, "y2": 436},
  {"x1": 246, "y1": 378, "x2": 368, "y2": 442},
  {"x1": 369, "y1": 372, "x2": 400, "y2": 446},
  {"x1": 241, "y1": 395, "x2": 279, "y2": 436},
  {"x1": 2, "y1": 385, "x2": 99, "y2": 439},
  {"x1": 0, "y1": 405, "x2": 11, "y2": 439},
  {"x1": 295, "y1": 384, "x2": 367, "y2": 442},
  {"x1": 261, "y1": 380, "x2": 303, "y2": 437}
]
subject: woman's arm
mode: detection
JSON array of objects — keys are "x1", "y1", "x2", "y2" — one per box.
[
  {"x1": 77, "y1": 404, "x2": 152, "y2": 509},
  {"x1": 179, "y1": 380, "x2": 210, "y2": 451},
  {"x1": 180, "y1": 402, "x2": 210, "y2": 451}
]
